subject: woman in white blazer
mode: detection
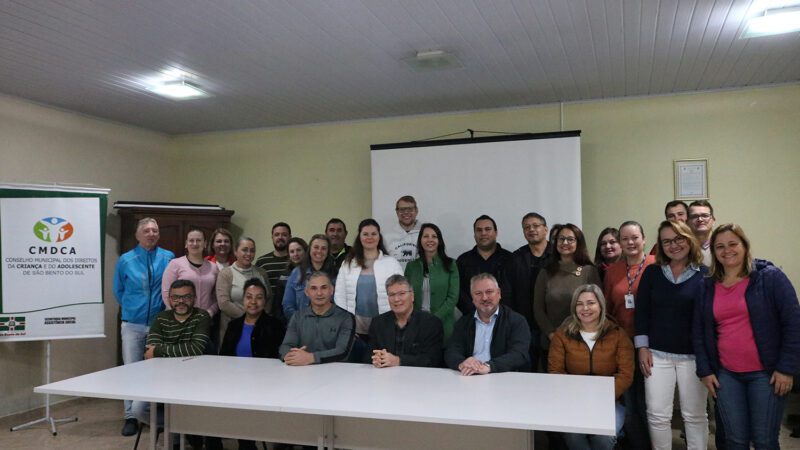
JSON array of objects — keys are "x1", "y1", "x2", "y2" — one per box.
[{"x1": 335, "y1": 218, "x2": 403, "y2": 361}]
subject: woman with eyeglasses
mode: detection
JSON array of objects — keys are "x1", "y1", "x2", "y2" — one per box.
[
  {"x1": 635, "y1": 221, "x2": 708, "y2": 449},
  {"x1": 549, "y1": 284, "x2": 633, "y2": 449},
  {"x1": 603, "y1": 220, "x2": 656, "y2": 449},
  {"x1": 595, "y1": 227, "x2": 622, "y2": 282},
  {"x1": 216, "y1": 237, "x2": 271, "y2": 344},
  {"x1": 533, "y1": 223, "x2": 601, "y2": 359},
  {"x1": 694, "y1": 224, "x2": 800, "y2": 449},
  {"x1": 404, "y1": 223, "x2": 460, "y2": 342}
]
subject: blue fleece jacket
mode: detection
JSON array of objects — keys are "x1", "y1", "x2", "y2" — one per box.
[
  {"x1": 113, "y1": 245, "x2": 174, "y2": 326},
  {"x1": 693, "y1": 259, "x2": 800, "y2": 377}
]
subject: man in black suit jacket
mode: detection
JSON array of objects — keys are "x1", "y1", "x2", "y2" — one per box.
[{"x1": 367, "y1": 274, "x2": 443, "y2": 368}]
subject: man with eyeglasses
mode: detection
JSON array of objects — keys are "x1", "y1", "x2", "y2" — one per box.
[
  {"x1": 366, "y1": 275, "x2": 443, "y2": 368},
  {"x1": 444, "y1": 273, "x2": 530, "y2": 375},
  {"x1": 133, "y1": 279, "x2": 213, "y2": 448},
  {"x1": 688, "y1": 200, "x2": 716, "y2": 266},
  {"x1": 510, "y1": 212, "x2": 551, "y2": 372},
  {"x1": 383, "y1": 195, "x2": 422, "y2": 269}
]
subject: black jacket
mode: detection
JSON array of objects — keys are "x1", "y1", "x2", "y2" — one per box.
[
  {"x1": 366, "y1": 310, "x2": 444, "y2": 368},
  {"x1": 219, "y1": 313, "x2": 286, "y2": 358},
  {"x1": 455, "y1": 245, "x2": 515, "y2": 315},
  {"x1": 510, "y1": 244, "x2": 552, "y2": 330},
  {"x1": 444, "y1": 305, "x2": 531, "y2": 373}
]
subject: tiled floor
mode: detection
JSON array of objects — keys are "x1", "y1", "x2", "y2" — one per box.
[{"x1": 1, "y1": 397, "x2": 800, "y2": 449}]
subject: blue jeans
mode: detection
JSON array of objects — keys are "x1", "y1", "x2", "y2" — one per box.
[
  {"x1": 121, "y1": 322, "x2": 149, "y2": 419},
  {"x1": 716, "y1": 368, "x2": 786, "y2": 450},
  {"x1": 562, "y1": 402, "x2": 624, "y2": 450}
]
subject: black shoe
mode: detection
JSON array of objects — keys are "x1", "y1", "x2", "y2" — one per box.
[{"x1": 121, "y1": 418, "x2": 138, "y2": 436}]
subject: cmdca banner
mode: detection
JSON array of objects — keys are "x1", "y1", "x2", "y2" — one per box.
[{"x1": 0, "y1": 184, "x2": 108, "y2": 342}]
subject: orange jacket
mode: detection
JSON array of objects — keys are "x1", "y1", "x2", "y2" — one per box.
[{"x1": 548, "y1": 323, "x2": 634, "y2": 399}]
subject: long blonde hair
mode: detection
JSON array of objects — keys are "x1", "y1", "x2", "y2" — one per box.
[{"x1": 561, "y1": 284, "x2": 611, "y2": 337}]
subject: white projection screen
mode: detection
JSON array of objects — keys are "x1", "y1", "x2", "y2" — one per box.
[{"x1": 371, "y1": 131, "x2": 582, "y2": 257}]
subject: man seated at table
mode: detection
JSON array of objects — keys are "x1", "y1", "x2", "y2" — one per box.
[
  {"x1": 279, "y1": 271, "x2": 355, "y2": 365},
  {"x1": 444, "y1": 273, "x2": 531, "y2": 375},
  {"x1": 133, "y1": 279, "x2": 214, "y2": 447},
  {"x1": 367, "y1": 274, "x2": 443, "y2": 368}
]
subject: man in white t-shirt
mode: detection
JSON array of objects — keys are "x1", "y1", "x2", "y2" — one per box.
[{"x1": 383, "y1": 195, "x2": 421, "y2": 269}]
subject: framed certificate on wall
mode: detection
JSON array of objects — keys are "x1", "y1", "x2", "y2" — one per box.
[{"x1": 674, "y1": 159, "x2": 708, "y2": 200}]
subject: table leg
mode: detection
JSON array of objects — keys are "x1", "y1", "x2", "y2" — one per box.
[
  {"x1": 322, "y1": 415, "x2": 334, "y2": 450},
  {"x1": 163, "y1": 404, "x2": 171, "y2": 450},
  {"x1": 149, "y1": 402, "x2": 157, "y2": 450}
]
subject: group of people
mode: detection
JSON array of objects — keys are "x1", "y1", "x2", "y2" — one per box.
[{"x1": 112, "y1": 196, "x2": 800, "y2": 450}]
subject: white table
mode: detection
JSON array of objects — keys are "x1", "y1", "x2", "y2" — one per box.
[{"x1": 35, "y1": 355, "x2": 615, "y2": 449}]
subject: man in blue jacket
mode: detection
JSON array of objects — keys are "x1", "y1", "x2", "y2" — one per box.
[{"x1": 112, "y1": 217, "x2": 174, "y2": 436}]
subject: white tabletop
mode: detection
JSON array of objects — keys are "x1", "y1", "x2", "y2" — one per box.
[{"x1": 36, "y1": 355, "x2": 615, "y2": 434}]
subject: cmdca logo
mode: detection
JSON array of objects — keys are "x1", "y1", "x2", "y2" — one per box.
[{"x1": 33, "y1": 217, "x2": 74, "y2": 243}]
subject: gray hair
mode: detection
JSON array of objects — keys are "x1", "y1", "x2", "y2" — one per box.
[
  {"x1": 469, "y1": 273, "x2": 499, "y2": 292},
  {"x1": 136, "y1": 217, "x2": 158, "y2": 232},
  {"x1": 385, "y1": 274, "x2": 411, "y2": 291}
]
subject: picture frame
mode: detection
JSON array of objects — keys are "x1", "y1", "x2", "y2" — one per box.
[{"x1": 673, "y1": 159, "x2": 708, "y2": 200}]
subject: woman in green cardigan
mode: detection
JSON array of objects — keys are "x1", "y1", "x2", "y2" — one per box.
[{"x1": 405, "y1": 223, "x2": 459, "y2": 342}]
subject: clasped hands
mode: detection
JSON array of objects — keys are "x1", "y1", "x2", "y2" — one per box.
[
  {"x1": 371, "y1": 349, "x2": 400, "y2": 368},
  {"x1": 284, "y1": 346, "x2": 315, "y2": 366},
  {"x1": 457, "y1": 357, "x2": 490, "y2": 376}
]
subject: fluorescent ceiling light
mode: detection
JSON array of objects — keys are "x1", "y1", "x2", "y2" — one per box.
[
  {"x1": 403, "y1": 50, "x2": 462, "y2": 71},
  {"x1": 150, "y1": 79, "x2": 209, "y2": 99},
  {"x1": 741, "y1": 5, "x2": 800, "y2": 38}
]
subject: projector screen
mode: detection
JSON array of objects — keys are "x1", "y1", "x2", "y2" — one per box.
[{"x1": 371, "y1": 131, "x2": 581, "y2": 258}]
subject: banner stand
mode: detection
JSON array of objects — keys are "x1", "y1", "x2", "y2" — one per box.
[{"x1": 10, "y1": 340, "x2": 78, "y2": 435}]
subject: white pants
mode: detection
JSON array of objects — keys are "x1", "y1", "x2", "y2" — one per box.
[{"x1": 644, "y1": 353, "x2": 708, "y2": 450}]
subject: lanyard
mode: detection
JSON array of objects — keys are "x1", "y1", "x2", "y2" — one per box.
[{"x1": 625, "y1": 257, "x2": 646, "y2": 295}]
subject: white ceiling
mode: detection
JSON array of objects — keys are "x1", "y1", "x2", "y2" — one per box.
[{"x1": 1, "y1": 0, "x2": 798, "y2": 135}]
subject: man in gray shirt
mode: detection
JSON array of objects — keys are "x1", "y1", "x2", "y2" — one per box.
[{"x1": 279, "y1": 272, "x2": 355, "y2": 365}]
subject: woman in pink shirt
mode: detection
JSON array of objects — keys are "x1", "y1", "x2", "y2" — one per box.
[
  {"x1": 694, "y1": 224, "x2": 800, "y2": 449},
  {"x1": 161, "y1": 229, "x2": 219, "y2": 319}
]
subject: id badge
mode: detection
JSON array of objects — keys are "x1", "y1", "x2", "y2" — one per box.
[{"x1": 624, "y1": 294, "x2": 635, "y2": 309}]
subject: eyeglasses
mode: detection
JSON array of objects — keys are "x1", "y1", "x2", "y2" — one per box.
[
  {"x1": 557, "y1": 236, "x2": 576, "y2": 244},
  {"x1": 387, "y1": 290, "x2": 411, "y2": 299},
  {"x1": 169, "y1": 294, "x2": 196, "y2": 301},
  {"x1": 661, "y1": 236, "x2": 687, "y2": 247},
  {"x1": 395, "y1": 207, "x2": 416, "y2": 213},
  {"x1": 689, "y1": 213, "x2": 712, "y2": 221}
]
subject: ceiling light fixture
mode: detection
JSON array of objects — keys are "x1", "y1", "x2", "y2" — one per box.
[
  {"x1": 403, "y1": 50, "x2": 462, "y2": 71},
  {"x1": 149, "y1": 78, "x2": 209, "y2": 100},
  {"x1": 741, "y1": 5, "x2": 800, "y2": 38}
]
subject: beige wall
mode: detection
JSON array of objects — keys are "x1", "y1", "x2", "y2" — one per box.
[
  {"x1": 2, "y1": 83, "x2": 799, "y2": 418},
  {"x1": 0, "y1": 94, "x2": 170, "y2": 417},
  {"x1": 170, "y1": 84, "x2": 800, "y2": 281}
]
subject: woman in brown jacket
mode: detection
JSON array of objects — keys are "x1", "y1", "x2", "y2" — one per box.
[{"x1": 549, "y1": 284, "x2": 634, "y2": 450}]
